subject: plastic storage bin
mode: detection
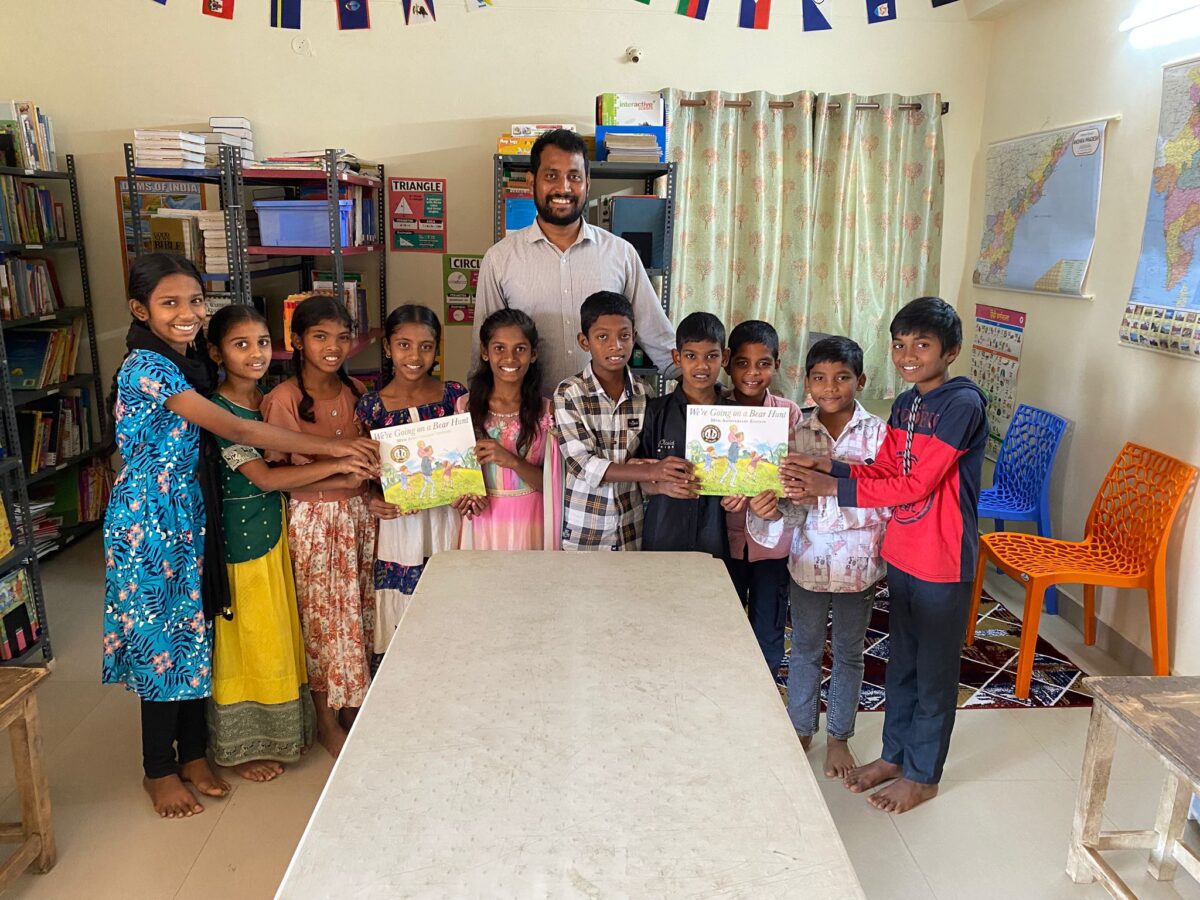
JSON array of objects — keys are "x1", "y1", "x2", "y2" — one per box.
[{"x1": 253, "y1": 200, "x2": 353, "y2": 248}]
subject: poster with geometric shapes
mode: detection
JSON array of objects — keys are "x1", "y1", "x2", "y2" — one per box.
[
  {"x1": 970, "y1": 303, "x2": 1026, "y2": 459},
  {"x1": 1123, "y1": 56, "x2": 1200, "y2": 361},
  {"x1": 973, "y1": 122, "x2": 1106, "y2": 296}
]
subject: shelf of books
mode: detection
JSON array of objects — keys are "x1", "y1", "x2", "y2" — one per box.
[
  {"x1": 1, "y1": 103, "x2": 114, "y2": 664},
  {"x1": 122, "y1": 138, "x2": 387, "y2": 379}
]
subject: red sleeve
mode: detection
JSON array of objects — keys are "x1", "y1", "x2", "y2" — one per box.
[{"x1": 846, "y1": 426, "x2": 902, "y2": 479}]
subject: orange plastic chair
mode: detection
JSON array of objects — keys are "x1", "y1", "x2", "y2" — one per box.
[{"x1": 967, "y1": 442, "x2": 1196, "y2": 700}]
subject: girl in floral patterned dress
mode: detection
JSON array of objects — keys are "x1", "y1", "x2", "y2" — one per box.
[
  {"x1": 104, "y1": 255, "x2": 376, "y2": 817},
  {"x1": 261, "y1": 296, "x2": 376, "y2": 758},
  {"x1": 355, "y1": 306, "x2": 473, "y2": 654},
  {"x1": 458, "y1": 308, "x2": 561, "y2": 550}
]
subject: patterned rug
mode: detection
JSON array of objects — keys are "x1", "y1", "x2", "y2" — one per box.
[{"x1": 776, "y1": 581, "x2": 1093, "y2": 711}]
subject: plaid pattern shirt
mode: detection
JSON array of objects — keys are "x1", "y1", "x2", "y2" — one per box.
[{"x1": 553, "y1": 363, "x2": 647, "y2": 551}]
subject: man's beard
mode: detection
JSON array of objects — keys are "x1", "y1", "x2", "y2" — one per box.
[{"x1": 535, "y1": 194, "x2": 584, "y2": 227}]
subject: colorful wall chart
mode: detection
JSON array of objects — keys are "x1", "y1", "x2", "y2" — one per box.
[
  {"x1": 389, "y1": 177, "x2": 446, "y2": 252},
  {"x1": 970, "y1": 303, "x2": 1026, "y2": 459},
  {"x1": 1123, "y1": 56, "x2": 1200, "y2": 361}
]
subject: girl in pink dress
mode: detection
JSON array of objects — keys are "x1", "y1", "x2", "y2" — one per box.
[{"x1": 458, "y1": 309, "x2": 561, "y2": 550}]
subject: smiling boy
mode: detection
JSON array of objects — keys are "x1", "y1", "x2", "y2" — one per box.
[{"x1": 785, "y1": 297, "x2": 987, "y2": 815}]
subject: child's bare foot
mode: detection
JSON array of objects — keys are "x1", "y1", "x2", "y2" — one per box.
[
  {"x1": 798, "y1": 733, "x2": 813, "y2": 751},
  {"x1": 317, "y1": 724, "x2": 348, "y2": 759},
  {"x1": 232, "y1": 760, "x2": 284, "y2": 782},
  {"x1": 844, "y1": 757, "x2": 901, "y2": 793},
  {"x1": 180, "y1": 758, "x2": 230, "y2": 798},
  {"x1": 143, "y1": 775, "x2": 204, "y2": 818},
  {"x1": 868, "y1": 777, "x2": 938, "y2": 813},
  {"x1": 824, "y1": 738, "x2": 858, "y2": 779}
]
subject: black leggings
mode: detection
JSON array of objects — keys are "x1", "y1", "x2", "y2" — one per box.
[{"x1": 140, "y1": 698, "x2": 208, "y2": 779}]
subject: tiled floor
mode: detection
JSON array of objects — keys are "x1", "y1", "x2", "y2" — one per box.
[{"x1": 3, "y1": 533, "x2": 1197, "y2": 899}]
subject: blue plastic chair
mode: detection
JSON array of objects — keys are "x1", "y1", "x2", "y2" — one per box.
[{"x1": 978, "y1": 404, "x2": 1068, "y2": 614}]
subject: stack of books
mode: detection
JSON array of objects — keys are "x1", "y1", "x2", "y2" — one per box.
[
  {"x1": 25, "y1": 497, "x2": 58, "y2": 557},
  {"x1": 6, "y1": 319, "x2": 82, "y2": 390},
  {"x1": 17, "y1": 384, "x2": 95, "y2": 475},
  {"x1": 134, "y1": 130, "x2": 207, "y2": 169},
  {"x1": 0, "y1": 567, "x2": 40, "y2": 661},
  {"x1": 313, "y1": 271, "x2": 369, "y2": 336},
  {"x1": 0, "y1": 100, "x2": 57, "y2": 171},
  {"x1": 0, "y1": 256, "x2": 61, "y2": 319},
  {"x1": 194, "y1": 210, "x2": 229, "y2": 273},
  {"x1": 0, "y1": 176, "x2": 67, "y2": 244},
  {"x1": 206, "y1": 116, "x2": 255, "y2": 165},
  {"x1": 77, "y1": 458, "x2": 112, "y2": 523},
  {"x1": 603, "y1": 132, "x2": 663, "y2": 163},
  {"x1": 245, "y1": 150, "x2": 365, "y2": 176},
  {"x1": 149, "y1": 210, "x2": 203, "y2": 267}
]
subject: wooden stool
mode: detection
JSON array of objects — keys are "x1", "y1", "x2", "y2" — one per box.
[
  {"x1": 1068, "y1": 675, "x2": 1200, "y2": 897},
  {"x1": 0, "y1": 667, "x2": 54, "y2": 889}
]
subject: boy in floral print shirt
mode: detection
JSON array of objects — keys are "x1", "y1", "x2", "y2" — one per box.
[{"x1": 748, "y1": 337, "x2": 889, "y2": 780}]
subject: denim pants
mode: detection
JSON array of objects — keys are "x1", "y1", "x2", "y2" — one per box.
[
  {"x1": 787, "y1": 582, "x2": 875, "y2": 740},
  {"x1": 725, "y1": 552, "x2": 790, "y2": 674},
  {"x1": 880, "y1": 564, "x2": 973, "y2": 785}
]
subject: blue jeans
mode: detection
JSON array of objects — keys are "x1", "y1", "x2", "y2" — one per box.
[
  {"x1": 880, "y1": 565, "x2": 973, "y2": 785},
  {"x1": 787, "y1": 583, "x2": 875, "y2": 740},
  {"x1": 724, "y1": 552, "x2": 790, "y2": 674}
]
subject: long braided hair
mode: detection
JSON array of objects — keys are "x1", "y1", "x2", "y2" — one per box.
[
  {"x1": 290, "y1": 295, "x2": 362, "y2": 423},
  {"x1": 468, "y1": 308, "x2": 543, "y2": 457}
]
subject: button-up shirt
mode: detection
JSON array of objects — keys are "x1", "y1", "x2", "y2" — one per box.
[
  {"x1": 475, "y1": 220, "x2": 677, "y2": 394},
  {"x1": 553, "y1": 362, "x2": 647, "y2": 551},
  {"x1": 748, "y1": 401, "x2": 890, "y2": 593}
]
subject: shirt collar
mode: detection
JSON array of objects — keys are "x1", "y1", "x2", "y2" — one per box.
[
  {"x1": 582, "y1": 361, "x2": 638, "y2": 403},
  {"x1": 801, "y1": 400, "x2": 872, "y2": 436},
  {"x1": 526, "y1": 219, "x2": 595, "y2": 249}
]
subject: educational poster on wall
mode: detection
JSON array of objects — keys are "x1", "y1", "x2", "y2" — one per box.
[
  {"x1": 972, "y1": 121, "x2": 1106, "y2": 296},
  {"x1": 114, "y1": 177, "x2": 204, "y2": 274},
  {"x1": 1123, "y1": 56, "x2": 1200, "y2": 361},
  {"x1": 685, "y1": 405, "x2": 789, "y2": 497},
  {"x1": 442, "y1": 254, "x2": 481, "y2": 325},
  {"x1": 389, "y1": 177, "x2": 446, "y2": 252},
  {"x1": 371, "y1": 413, "x2": 483, "y2": 513},
  {"x1": 970, "y1": 304, "x2": 1026, "y2": 459}
]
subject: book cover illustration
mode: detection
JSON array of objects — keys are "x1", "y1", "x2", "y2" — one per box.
[
  {"x1": 685, "y1": 405, "x2": 790, "y2": 497},
  {"x1": 372, "y1": 412, "x2": 484, "y2": 513}
]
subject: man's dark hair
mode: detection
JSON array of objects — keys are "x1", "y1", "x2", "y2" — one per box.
[
  {"x1": 889, "y1": 296, "x2": 962, "y2": 354},
  {"x1": 580, "y1": 291, "x2": 634, "y2": 336},
  {"x1": 728, "y1": 320, "x2": 779, "y2": 358},
  {"x1": 530, "y1": 129, "x2": 590, "y2": 177},
  {"x1": 806, "y1": 336, "x2": 864, "y2": 377},
  {"x1": 676, "y1": 312, "x2": 726, "y2": 350}
]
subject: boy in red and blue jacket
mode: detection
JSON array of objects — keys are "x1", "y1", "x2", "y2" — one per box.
[{"x1": 786, "y1": 296, "x2": 986, "y2": 814}]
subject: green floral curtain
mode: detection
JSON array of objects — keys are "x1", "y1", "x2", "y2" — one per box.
[{"x1": 664, "y1": 89, "x2": 945, "y2": 401}]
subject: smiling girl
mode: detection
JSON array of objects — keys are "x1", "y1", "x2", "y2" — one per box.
[
  {"x1": 458, "y1": 308, "x2": 560, "y2": 550},
  {"x1": 103, "y1": 256, "x2": 377, "y2": 817},
  {"x1": 261, "y1": 295, "x2": 375, "y2": 758},
  {"x1": 355, "y1": 305, "x2": 470, "y2": 655}
]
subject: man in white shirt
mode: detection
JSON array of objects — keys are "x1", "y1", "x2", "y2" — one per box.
[{"x1": 473, "y1": 129, "x2": 676, "y2": 395}]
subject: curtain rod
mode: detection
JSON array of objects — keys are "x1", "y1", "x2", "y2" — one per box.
[{"x1": 678, "y1": 99, "x2": 951, "y2": 115}]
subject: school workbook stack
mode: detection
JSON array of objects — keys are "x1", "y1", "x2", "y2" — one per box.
[
  {"x1": 133, "y1": 130, "x2": 207, "y2": 169},
  {"x1": 0, "y1": 256, "x2": 62, "y2": 319},
  {"x1": 205, "y1": 116, "x2": 255, "y2": 165},
  {"x1": 0, "y1": 100, "x2": 57, "y2": 171}
]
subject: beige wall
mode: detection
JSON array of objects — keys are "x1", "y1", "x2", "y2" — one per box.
[
  {"x1": 963, "y1": 0, "x2": 1200, "y2": 673},
  {"x1": 7, "y1": 0, "x2": 991, "y2": 383}
]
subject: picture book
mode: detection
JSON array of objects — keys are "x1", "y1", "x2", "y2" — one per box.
[
  {"x1": 685, "y1": 405, "x2": 791, "y2": 497},
  {"x1": 0, "y1": 567, "x2": 39, "y2": 661},
  {"x1": 371, "y1": 412, "x2": 484, "y2": 513}
]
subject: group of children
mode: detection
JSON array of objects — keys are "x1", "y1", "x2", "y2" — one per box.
[{"x1": 103, "y1": 252, "x2": 986, "y2": 821}]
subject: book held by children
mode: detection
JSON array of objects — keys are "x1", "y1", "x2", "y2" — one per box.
[
  {"x1": 371, "y1": 413, "x2": 484, "y2": 513},
  {"x1": 685, "y1": 405, "x2": 790, "y2": 496}
]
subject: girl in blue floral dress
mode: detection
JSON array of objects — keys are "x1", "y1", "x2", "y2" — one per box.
[{"x1": 104, "y1": 254, "x2": 377, "y2": 819}]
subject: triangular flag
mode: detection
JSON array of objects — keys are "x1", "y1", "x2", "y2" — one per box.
[
  {"x1": 676, "y1": 0, "x2": 710, "y2": 18},
  {"x1": 151, "y1": 0, "x2": 167, "y2": 5},
  {"x1": 633, "y1": 0, "x2": 651, "y2": 4},
  {"x1": 403, "y1": 0, "x2": 436, "y2": 24},
  {"x1": 931, "y1": 0, "x2": 960, "y2": 5},
  {"x1": 738, "y1": 0, "x2": 771, "y2": 29},
  {"x1": 802, "y1": 0, "x2": 832, "y2": 31},
  {"x1": 336, "y1": 0, "x2": 371, "y2": 29},
  {"x1": 202, "y1": 0, "x2": 234, "y2": 19},
  {"x1": 270, "y1": 0, "x2": 301, "y2": 28},
  {"x1": 867, "y1": 1, "x2": 895, "y2": 23},
  {"x1": 465, "y1": 0, "x2": 493, "y2": 10}
]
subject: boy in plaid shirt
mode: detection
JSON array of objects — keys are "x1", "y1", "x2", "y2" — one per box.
[{"x1": 553, "y1": 292, "x2": 692, "y2": 550}]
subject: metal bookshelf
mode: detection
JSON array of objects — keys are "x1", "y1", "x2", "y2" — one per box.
[
  {"x1": 0, "y1": 154, "x2": 109, "y2": 665},
  {"x1": 121, "y1": 146, "x2": 387, "y2": 372},
  {"x1": 491, "y1": 155, "x2": 676, "y2": 381}
]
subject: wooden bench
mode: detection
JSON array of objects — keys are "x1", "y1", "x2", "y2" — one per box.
[
  {"x1": 0, "y1": 667, "x2": 54, "y2": 890},
  {"x1": 1068, "y1": 675, "x2": 1200, "y2": 897}
]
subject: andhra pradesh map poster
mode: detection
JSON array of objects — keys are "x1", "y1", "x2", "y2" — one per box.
[
  {"x1": 685, "y1": 405, "x2": 790, "y2": 497},
  {"x1": 1123, "y1": 56, "x2": 1200, "y2": 362},
  {"x1": 970, "y1": 304, "x2": 1026, "y2": 460},
  {"x1": 973, "y1": 121, "x2": 1106, "y2": 297},
  {"x1": 372, "y1": 413, "x2": 484, "y2": 513}
]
